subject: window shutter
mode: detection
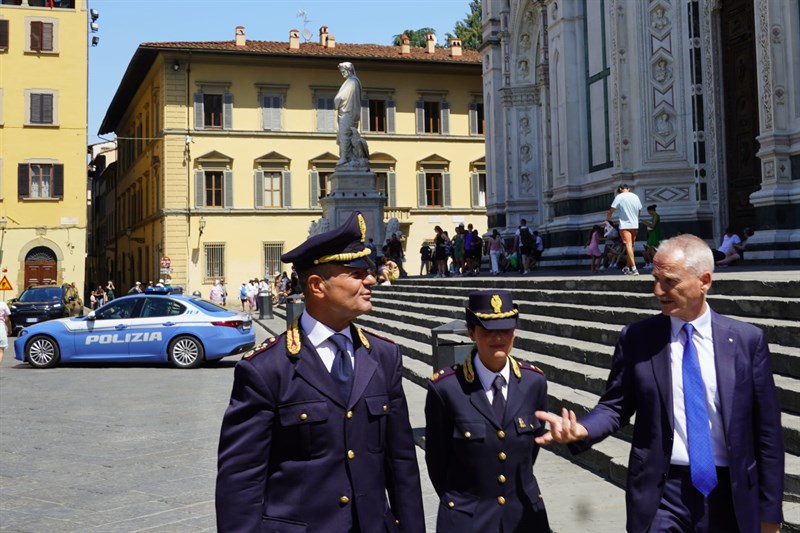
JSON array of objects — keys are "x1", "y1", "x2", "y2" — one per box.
[
  {"x1": 443, "y1": 172, "x2": 452, "y2": 207},
  {"x1": 325, "y1": 99, "x2": 335, "y2": 131},
  {"x1": 271, "y1": 96, "x2": 282, "y2": 130},
  {"x1": 53, "y1": 164, "x2": 64, "y2": 198},
  {"x1": 360, "y1": 98, "x2": 370, "y2": 131},
  {"x1": 223, "y1": 169, "x2": 233, "y2": 207},
  {"x1": 18, "y1": 164, "x2": 30, "y2": 198},
  {"x1": 387, "y1": 171, "x2": 397, "y2": 207},
  {"x1": 415, "y1": 101, "x2": 424, "y2": 134},
  {"x1": 261, "y1": 96, "x2": 270, "y2": 130},
  {"x1": 42, "y1": 22, "x2": 53, "y2": 51},
  {"x1": 469, "y1": 102, "x2": 478, "y2": 135},
  {"x1": 470, "y1": 172, "x2": 480, "y2": 207},
  {"x1": 223, "y1": 93, "x2": 233, "y2": 130},
  {"x1": 41, "y1": 93, "x2": 53, "y2": 124},
  {"x1": 386, "y1": 100, "x2": 396, "y2": 133},
  {"x1": 417, "y1": 172, "x2": 426, "y2": 207},
  {"x1": 194, "y1": 170, "x2": 204, "y2": 207},
  {"x1": 30, "y1": 21, "x2": 42, "y2": 51},
  {"x1": 309, "y1": 170, "x2": 319, "y2": 207},
  {"x1": 281, "y1": 170, "x2": 292, "y2": 207},
  {"x1": 0, "y1": 20, "x2": 9, "y2": 50},
  {"x1": 441, "y1": 101, "x2": 450, "y2": 135},
  {"x1": 31, "y1": 94, "x2": 41, "y2": 123},
  {"x1": 316, "y1": 98, "x2": 325, "y2": 131},
  {"x1": 254, "y1": 170, "x2": 264, "y2": 208},
  {"x1": 193, "y1": 92, "x2": 204, "y2": 129}
]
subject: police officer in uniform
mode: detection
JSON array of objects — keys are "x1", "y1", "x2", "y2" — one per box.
[
  {"x1": 425, "y1": 290, "x2": 550, "y2": 532},
  {"x1": 216, "y1": 212, "x2": 425, "y2": 533}
]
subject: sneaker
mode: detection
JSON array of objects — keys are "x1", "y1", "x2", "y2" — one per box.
[
  {"x1": 625, "y1": 268, "x2": 639, "y2": 276},
  {"x1": 622, "y1": 266, "x2": 630, "y2": 275},
  {"x1": 598, "y1": 266, "x2": 605, "y2": 272},
  {"x1": 523, "y1": 270, "x2": 530, "y2": 275}
]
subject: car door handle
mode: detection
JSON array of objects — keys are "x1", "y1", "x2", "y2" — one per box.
[
  {"x1": 162, "y1": 321, "x2": 175, "y2": 327},
  {"x1": 115, "y1": 324, "x2": 127, "y2": 330}
]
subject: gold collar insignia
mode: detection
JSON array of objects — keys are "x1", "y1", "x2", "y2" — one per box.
[
  {"x1": 509, "y1": 354, "x2": 521, "y2": 379},
  {"x1": 286, "y1": 318, "x2": 302, "y2": 355},
  {"x1": 356, "y1": 327, "x2": 370, "y2": 350},
  {"x1": 463, "y1": 350, "x2": 476, "y2": 383}
]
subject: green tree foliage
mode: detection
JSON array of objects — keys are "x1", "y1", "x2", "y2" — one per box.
[
  {"x1": 392, "y1": 28, "x2": 438, "y2": 47},
  {"x1": 447, "y1": 0, "x2": 482, "y2": 51}
]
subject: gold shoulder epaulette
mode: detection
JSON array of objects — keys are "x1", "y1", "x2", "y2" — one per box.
[
  {"x1": 431, "y1": 365, "x2": 459, "y2": 382},
  {"x1": 243, "y1": 336, "x2": 279, "y2": 360},
  {"x1": 519, "y1": 361, "x2": 545, "y2": 375}
]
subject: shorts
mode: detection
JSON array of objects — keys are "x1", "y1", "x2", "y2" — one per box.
[
  {"x1": 520, "y1": 245, "x2": 532, "y2": 256},
  {"x1": 620, "y1": 229, "x2": 637, "y2": 245}
]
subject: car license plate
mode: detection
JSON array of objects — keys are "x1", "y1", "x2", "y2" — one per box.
[{"x1": 26, "y1": 318, "x2": 39, "y2": 323}]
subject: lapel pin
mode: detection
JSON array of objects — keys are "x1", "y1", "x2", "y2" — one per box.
[{"x1": 517, "y1": 417, "x2": 527, "y2": 428}]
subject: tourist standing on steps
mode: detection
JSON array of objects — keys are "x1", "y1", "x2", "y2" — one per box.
[
  {"x1": 606, "y1": 183, "x2": 642, "y2": 276},
  {"x1": 535, "y1": 234, "x2": 784, "y2": 533},
  {"x1": 426, "y1": 290, "x2": 550, "y2": 532},
  {"x1": 641, "y1": 204, "x2": 661, "y2": 270},
  {"x1": 216, "y1": 212, "x2": 424, "y2": 533}
]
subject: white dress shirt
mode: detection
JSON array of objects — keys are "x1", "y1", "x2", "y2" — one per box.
[
  {"x1": 669, "y1": 306, "x2": 728, "y2": 466},
  {"x1": 474, "y1": 354, "x2": 510, "y2": 404},
  {"x1": 300, "y1": 312, "x2": 354, "y2": 372}
]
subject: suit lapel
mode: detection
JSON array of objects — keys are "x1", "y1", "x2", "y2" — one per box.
[
  {"x1": 466, "y1": 354, "x2": 500, "y2": 429},
  {"x1": 710, "y1": 311, "x2": 735, "y2": 436},
  {"x1": 292, "y1": 335, "x2": 347, "y2": 408},
  {"x1": 347, "y1": 327, "x2": 377, "y2": 409},
  {"x1": 503, "y1": 367, "x2": 524, "y2": 428},
  {"x1": 650, "y1": 314, "x2": 674, "y2": 431}
]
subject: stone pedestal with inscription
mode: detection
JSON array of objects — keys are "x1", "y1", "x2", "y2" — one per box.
[{"x1": 321, "y1": 170, "x2": 387, "y2": 247}]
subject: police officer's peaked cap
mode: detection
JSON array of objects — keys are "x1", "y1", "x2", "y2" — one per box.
[
  {"x1": 281, "y1": 211, "x2": 374, "y2": 272},
  {"x1": 465, "y1": 290, "x2": 519, "y2": 330}
]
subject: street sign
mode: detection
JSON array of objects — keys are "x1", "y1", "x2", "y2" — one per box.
[{"x1": 0, "y1": 275, "x2": 12, "y2": 291}]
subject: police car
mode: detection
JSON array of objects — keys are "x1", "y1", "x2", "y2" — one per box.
[{"x1": 14, "y1": 292, "x2": 255, "y2": 369}]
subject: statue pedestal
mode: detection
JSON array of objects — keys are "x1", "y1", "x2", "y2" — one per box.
[{"x1": 321, "y1": 170, "x2": 387, "y2": 247}]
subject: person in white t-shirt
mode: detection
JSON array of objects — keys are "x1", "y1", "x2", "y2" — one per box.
[
  {"x1": 713, "y1": 226, "x2": 742, "y2": 263},
  {"x1": 606, "y1": 184, "x2": 643, "y2": 276},
  {"x1": 0, "y1": 300, "x2": 10, "y2": 363}
]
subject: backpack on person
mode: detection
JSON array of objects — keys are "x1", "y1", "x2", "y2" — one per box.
[{"x1": 519, "y1": 227, "x2": 534, "y2": 248}]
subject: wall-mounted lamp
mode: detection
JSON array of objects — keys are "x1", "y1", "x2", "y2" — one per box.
[
  {"x1": 198, "y1": 217, "x2": 207, "y2": 235},
  {"x1": 0, "y1": 218, "x2": 7, "y2": 232},
  {"x1": 90, "y1": 8, "x2": 99, "y2": 21},
  {"x1": 172, "y1": 60, "x2": 180, "y2": 71},
  {"x1": 90, "y1": 22, "x2": 99, "y2": 32},
  {"x1": 91, "y1": 36, "x2": 100, "y2": 47}
]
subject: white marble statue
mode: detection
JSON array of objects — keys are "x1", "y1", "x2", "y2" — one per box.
[
  {"x1": 309, "y1": 217, "x2": 330, "y2": 237},
  {"x1": 385, "y1": 218, "x2": 401, "y2": 240},
  {"x1": 334, "y1": 62, "x2": 363, "y2": 168}
]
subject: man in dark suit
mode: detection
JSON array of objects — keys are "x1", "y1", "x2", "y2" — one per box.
[
  {"x1": 535, "y1": 234, "x2": 784, "y2": 532},
  {"x1": 216, "y1": 212, "x2": 425, "y2": 533},
  {"x1": 425, "y1": 290, "x2": 550, "y2": 532}
]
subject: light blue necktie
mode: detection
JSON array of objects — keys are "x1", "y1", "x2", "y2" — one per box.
[
  {"x1": 682, "y1": 323, "x2": 718, "y2": 496},
  {"x1": 329, "y1": 333, "x2": 353, "y2": 403}
]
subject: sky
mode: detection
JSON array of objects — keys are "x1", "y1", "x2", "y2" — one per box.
[{"x1": 88, "y1": 0, "x2": 474, "y2": 144}]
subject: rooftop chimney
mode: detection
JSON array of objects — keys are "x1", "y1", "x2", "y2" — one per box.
[
  {"x1": 326, "y1": 34, "x2": 336, "y2": 49},
  {"x1": 425, "y1": 32, "x2": 436, "y2": 54},
  {"x1": 235, "y1": 26, "x2": 246, "y2": 47},
  {"x1": 449, "y1": 37, "x2": 462, "y2": 57},
  {"x1": 289, "y1": 29, "x2": 300, "y2": 50},
  {"x1": 319, "y1": 26, "x2": 329, "y2": 46},
  {"x1": 400, "y1": 34, "x2": 410, "y2": 55}
]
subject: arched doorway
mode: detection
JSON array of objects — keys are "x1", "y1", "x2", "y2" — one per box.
[{"x1": 25, "y1": 246, "x2": 57, "y2": 287}]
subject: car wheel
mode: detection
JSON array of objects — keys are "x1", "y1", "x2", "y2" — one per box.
[
  {"x1": 168, "y1": 335, "x2": 204, "y2": 369},
  {"x1": 26, "y1": 335, "x2": 60, "y2": 369}
]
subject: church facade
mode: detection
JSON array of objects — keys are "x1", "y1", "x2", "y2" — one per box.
[{"x1": 481, "y1": 0, "x2": 799, "y2": 260}]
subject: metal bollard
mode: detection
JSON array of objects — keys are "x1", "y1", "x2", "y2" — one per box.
[
  {"x1": 285, "y1": 295, "x2": 305, "y2": 327},
  {"x1": 258, "y1": 293, "x2": 273, "y2": 320}
]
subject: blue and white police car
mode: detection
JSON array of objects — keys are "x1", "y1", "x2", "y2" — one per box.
[{"x1": 14, "y1": 292, "x2": 255, "y2": 369}]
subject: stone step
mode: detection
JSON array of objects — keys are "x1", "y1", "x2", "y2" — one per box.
[
  {"x1": 391, "y1": 276, "x2": 800, "y2": 300},
  {"x1": 365, "y1": 302, "x2": 800, "y2": 418}
]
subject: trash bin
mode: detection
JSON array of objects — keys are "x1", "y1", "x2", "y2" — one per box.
[
  {"x1": 285, "y1": 294, "x2": 305, "y2": 327},
  {"x1": 258, "y1": 292, "x2": 273, "y2": 320},
  {"x1": 431, "y1": 319, "x2": 473, "y2": 372}
]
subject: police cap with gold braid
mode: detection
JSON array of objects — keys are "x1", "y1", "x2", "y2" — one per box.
[
  {"x1": 281, "y1": 211, "x2": 374, "y2": 273},
  {"x1": 465, "y1": 290, "x2": 519, "y2": 330}
]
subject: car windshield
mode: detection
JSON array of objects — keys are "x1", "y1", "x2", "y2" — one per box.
[{"x1": 19, "y1": 288, "x2": 62, "y2": 303}]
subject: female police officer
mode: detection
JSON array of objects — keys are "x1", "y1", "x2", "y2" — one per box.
[{"x1": 425, "y1": 290, "x2": 550, "y2": 532}]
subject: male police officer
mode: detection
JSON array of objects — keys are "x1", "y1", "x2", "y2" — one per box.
[{"x1": 216, "y1": 212, "x2": 425, "y2": 533}]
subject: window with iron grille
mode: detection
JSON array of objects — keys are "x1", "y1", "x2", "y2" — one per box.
[
  {"x1": 204, "y1": 243, "x2": 225, "y2": 281},
  {"x1": 262, "y1": 242, "x2": 284, "y2": 279}
]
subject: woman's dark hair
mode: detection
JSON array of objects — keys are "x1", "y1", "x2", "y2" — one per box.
[{"x1": 647, "y1": 204, "x2": 657, "y2": 211}]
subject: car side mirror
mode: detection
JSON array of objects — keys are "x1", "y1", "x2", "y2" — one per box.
[
  {"x1": 87, "y1": 311, "x2": 96, "y2": 320},
  {"x1": 8, "y1": 298, "x2": 16, "y2": 305}
]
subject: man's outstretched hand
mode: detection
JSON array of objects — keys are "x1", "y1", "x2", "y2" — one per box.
[{"x1": 535, "y1": 408, "x2": 589, "y2": 445}]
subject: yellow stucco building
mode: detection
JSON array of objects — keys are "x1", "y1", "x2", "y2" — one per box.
[
  {"x1": 94, "y1": 27, "x2": 485, "y2": 295},
  {"x1": 0, "y1": 0, "x2": 87, "y2": 296}
]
